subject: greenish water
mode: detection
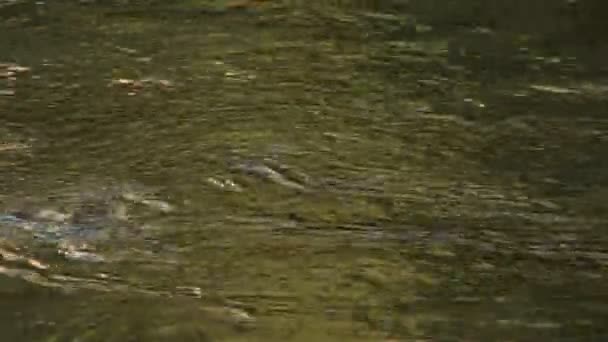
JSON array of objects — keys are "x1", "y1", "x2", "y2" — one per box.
[{"x1": 1, "y1": 0, "x2": 608, "y2": 340}]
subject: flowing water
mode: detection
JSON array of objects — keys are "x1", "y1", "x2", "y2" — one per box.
[{"x1": 1, "y1": 0, "x2": 608, "y2": 340}]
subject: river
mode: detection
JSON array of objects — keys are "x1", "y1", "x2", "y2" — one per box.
[{"x1": 1, "y1": 0, "x2": 607, "y2": 340}]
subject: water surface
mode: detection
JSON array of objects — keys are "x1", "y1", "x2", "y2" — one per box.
[{"x1": 1, "y1": 0, "x2": 608, "y2": 340}]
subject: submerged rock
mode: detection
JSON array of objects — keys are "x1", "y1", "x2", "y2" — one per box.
[{"x1": 0, "y1": 182, "x2": 175, "y2": 264}]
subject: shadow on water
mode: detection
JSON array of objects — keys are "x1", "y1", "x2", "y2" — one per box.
[{"x1": 1, "y1": 0, "x2": 608, "y2": 340}]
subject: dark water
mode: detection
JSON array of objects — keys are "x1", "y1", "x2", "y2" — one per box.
[{"x1": 1, "y1": 0, "x2": 608, "y2": 340}]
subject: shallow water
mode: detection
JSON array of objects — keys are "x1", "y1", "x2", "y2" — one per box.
[{"x1": 1, "y1": 0, "x2": 608, "y2": 340}]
